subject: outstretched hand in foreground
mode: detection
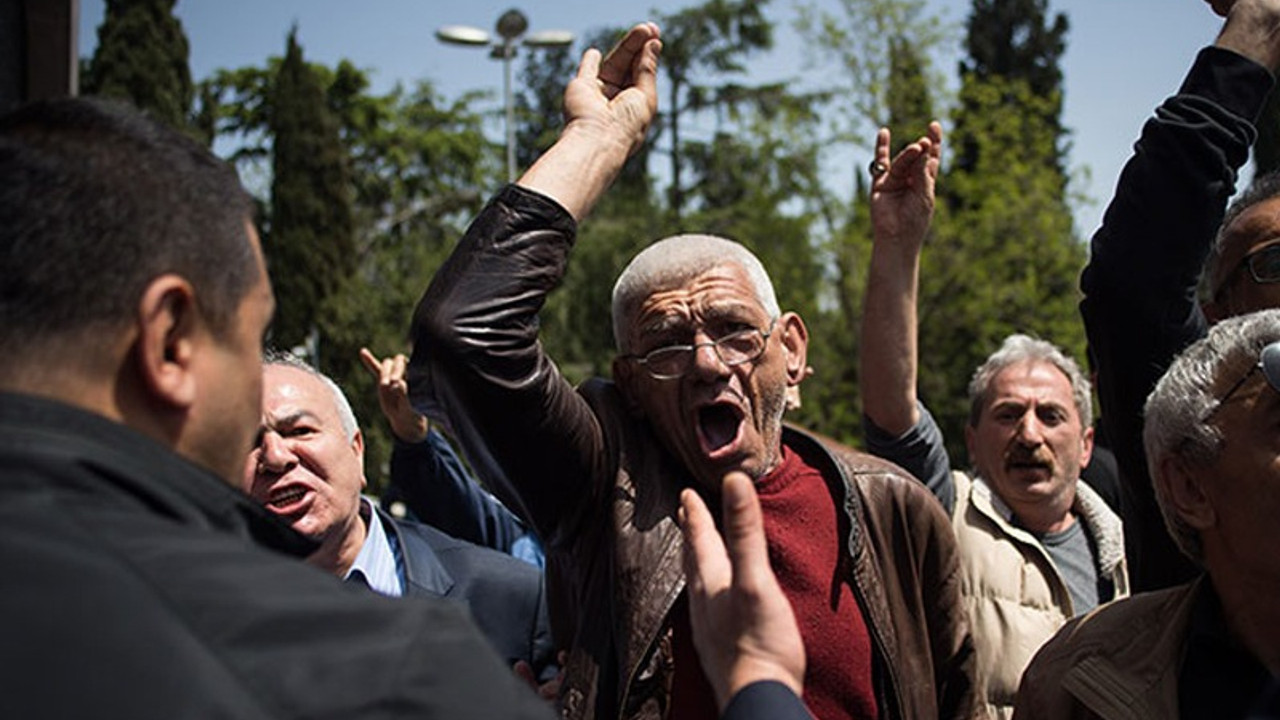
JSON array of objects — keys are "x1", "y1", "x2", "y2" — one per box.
[{"x1": 679, "y1": 472, "x2": 807, "y2": 714}]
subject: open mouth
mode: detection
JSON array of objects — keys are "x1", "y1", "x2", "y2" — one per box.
[
  {"x1": 697, "y1": 402, "x2": 745, "y2": 457},
  {"x1": 267, "y1": 485, "x2": 309, "y2": 510}
]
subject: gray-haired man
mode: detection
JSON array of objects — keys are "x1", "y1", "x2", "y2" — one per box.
[
  {"x1": 1015, "y1": 309, "x2": 1280, "y2": 719},
  {"x1": 859, "y1": 123, "x2": 1127, "y2": 718}
]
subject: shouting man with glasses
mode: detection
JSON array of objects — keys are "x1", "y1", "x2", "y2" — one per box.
[
  {"x1": 409, "y1": 21, "x2": 974, "y2": 720},
  {"x1": 1014, "y1": 309, "x2": 1280, "y2": 719}
]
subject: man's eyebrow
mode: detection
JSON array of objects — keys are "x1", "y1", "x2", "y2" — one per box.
[
  {"x1": 639, "y1": 315, "x2": 687, "y2": 337},
  {"x1": 264, "y1": 409, "x2": 322, "y2": 429},
  {"x1": 701, "y1": 302, "x2": 755, "y2": 319}
]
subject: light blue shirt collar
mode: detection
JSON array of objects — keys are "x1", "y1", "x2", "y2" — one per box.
[{"x1": 345, "y1": 497, "x2": 404, "y2": 597}]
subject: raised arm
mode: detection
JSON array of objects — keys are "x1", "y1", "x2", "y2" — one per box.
[
  {"x1": 858, "y1": 123, "x2": 957, "y2": 510},
  {"x1": 1215, "y1": 0, "x2": 1280, "y2": 71},
  {"x1": 1080, "y1": 0, "x2": 1280, "y2": 591},
  {"x1": 859, "y1": 123, "x2": 941, "y2": 436},
  {"x1": 408, "y1": 24, "x2": 661, "y2": 545},
  {"x1": 362, "y1": 348, "x2": 541, "y2": 563}
]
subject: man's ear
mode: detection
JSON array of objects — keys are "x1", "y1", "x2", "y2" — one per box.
[
  {"x1": 778, "y1": 312, "x2": 809, "y2": 386},
  {"x1": 1156, "y1": 455, "x2": 1217, "y2": 532},
  {"x1": 134, "y1": 275, "x2": 202, "y2": 410},
  {"x1": 612, "y1": 355, "x2": 645, "y2": 417},
  {"x1": 352, "y1": 428, "x2": 368, "y2": 490},
  {"x1": 1079, "y1": 423, "x2": 1095, "y2": 470}
]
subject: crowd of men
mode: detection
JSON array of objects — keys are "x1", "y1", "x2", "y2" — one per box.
[{"x1": 4, "y1": 0, "x2": 1280, "y2": 718}]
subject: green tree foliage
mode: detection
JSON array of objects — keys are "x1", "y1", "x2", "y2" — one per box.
[
  {"x1": 794, "y1": 0, "x2": 951, "y2": 158},
  {"x1": 514, "y1": 45, "x2": 576, "y2": 170},
  {"x1": 267, "y1": 27, "x2": 356, "y2": 353},
  {"x1": 318, "y1": 78, "x2": 491, "y2": 483},
  {"x1": 886, "y1": 36, "x2": 936, "y2": 149},
  {"x1": 202, "y1": 48, "x2": 491, "y2": 487},
  {"x1": 957, "y1": 0, "x2": 1069, "y2": 174},
  {"x1": 84, "y1": 0, "x2": 193, "y2": 131},
  {"x1": 654, "y1": 0, "x2": 774, "y2": 220}
]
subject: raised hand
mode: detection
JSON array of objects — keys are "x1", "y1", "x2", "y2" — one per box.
[
  {"x1": 1206, "y1": 0, "x2": 1234, "y2": 17},
  {"x1": 679, "y1": 472, "x2": 805, "y2": 713},
  {"x1": 519, "y1": 23, "x2": 661, "y2": 220},
  {"x1": 1213, "y1": 0, "x2": 1280, "y2": 71},
  {"x1": 561, "y1": 22, "x2": 661, "y2": 158},
  {"x1": 359, "y1": 347, "x2": 428, "y2": 444},
  {"x1": 869, "y1": 121, "x2": 943, "y2": 254}
]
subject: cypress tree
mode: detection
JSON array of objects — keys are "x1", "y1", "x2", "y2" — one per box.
[
  {"x1": 955, "y1": 0, "x2": 1069, "y2": 176},
  {"x1": 265, "y1": 27, "x2": 355, "y2": 353},
  {"x1": 84, "y1": 0, "x2": 193, "y2": 131}
]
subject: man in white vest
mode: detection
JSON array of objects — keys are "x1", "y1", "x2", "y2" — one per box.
[{"x1": 857, "y1": 122, "x2": 1127, "y2": 719}]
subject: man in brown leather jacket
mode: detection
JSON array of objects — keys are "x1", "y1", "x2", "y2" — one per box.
[{"x1": 409, "y1": 23, "x2": 976, "y2": 720}]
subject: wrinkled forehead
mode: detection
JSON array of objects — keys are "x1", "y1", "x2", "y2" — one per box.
[
  {"x1": 628, "y1": 264, "x2": 768, "y2": 332},
  {"x1": 985, "y1": 361, "x2": 1079, "y2": 411},
  {"x1": 262, "y1": 364, "x2": 335, "y2": 416}
]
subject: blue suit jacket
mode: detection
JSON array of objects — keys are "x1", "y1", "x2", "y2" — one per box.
[{"x1": 379, "y1": 507, "x2": 557, "y2": 681}]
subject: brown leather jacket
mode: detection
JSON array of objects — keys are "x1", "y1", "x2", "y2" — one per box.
[
  {"x1": 410, "y1": 185, "x2": 977, "y2": 720},
  {"x1": 1013, "y1": 580, "x2": 1201, "y2": 720}
]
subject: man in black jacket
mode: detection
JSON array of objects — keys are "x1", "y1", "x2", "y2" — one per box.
[
  {"x1": 0, "y1": 96, "x2": 552, "y2": 719},
  {"x1": 1082, "y1": 0, "x2": 1280, "y2": 592}
]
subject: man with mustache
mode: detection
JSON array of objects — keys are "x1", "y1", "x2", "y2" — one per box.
[
  {"x1": 859, "y1": 124, "x2": 1127, "y2": 719},
  {"x1": 409, "y1": 19, "x2": 975, "y2": 720}
]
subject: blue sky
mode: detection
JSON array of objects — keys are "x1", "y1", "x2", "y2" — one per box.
[{"x1": 79, "y1": 0, "x2": 1222, "y2": 237}]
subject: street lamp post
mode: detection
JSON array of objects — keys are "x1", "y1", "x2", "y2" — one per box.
[{"x1": 437, "y1": 9, "x2": 574, "y2": 182}]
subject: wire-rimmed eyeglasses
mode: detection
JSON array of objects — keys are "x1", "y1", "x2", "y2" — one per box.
[
  {"x1": 623, "y1": 319, "x2": 776, "y2": 380},
  {"x1": 1206, "y1": 341, "x2": 1280, "y2": 420}
]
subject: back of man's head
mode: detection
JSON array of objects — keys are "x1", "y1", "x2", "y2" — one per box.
[{"x1": 0, "y1": 97, "x2": 257, "y2": 377}]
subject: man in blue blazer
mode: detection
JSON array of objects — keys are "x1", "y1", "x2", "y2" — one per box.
[{"x1": 241, "y1": 352, "x2": 558, "y2": 684}]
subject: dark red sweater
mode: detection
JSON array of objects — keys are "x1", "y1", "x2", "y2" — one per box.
[{"x1": 669, "y1": 444, "x2": 877, "y2": 720}]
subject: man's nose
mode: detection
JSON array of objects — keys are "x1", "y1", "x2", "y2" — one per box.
[
  {"x1": 688, "y1": 333, "x2": 730, "y2": 379},
  {"x1": 1015, "y1": 412, "x2": 1045, "y2": 445},
  {"x1": 257, "y1": 430, "x2": 296, "y2": 473}
]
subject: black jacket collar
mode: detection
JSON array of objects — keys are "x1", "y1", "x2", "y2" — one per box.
[{"x1": 0, "y1": 392, "x2": 316, "y2": 558}]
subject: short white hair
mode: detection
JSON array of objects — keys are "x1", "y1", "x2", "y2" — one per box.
[
  {"x1": 263, "y1": 350, "x2": 359, "y2": 441},
  {"x1": 610, "y1": 234, "x2": 780, "y2": 353},
  {"x1": 1143, "y1": 309, "x2": 1280, "y2": 563}
]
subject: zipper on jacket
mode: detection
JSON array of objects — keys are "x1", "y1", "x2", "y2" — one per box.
[{"x1": 616, "y1": 564, "x2": 685, "y2": 718}]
